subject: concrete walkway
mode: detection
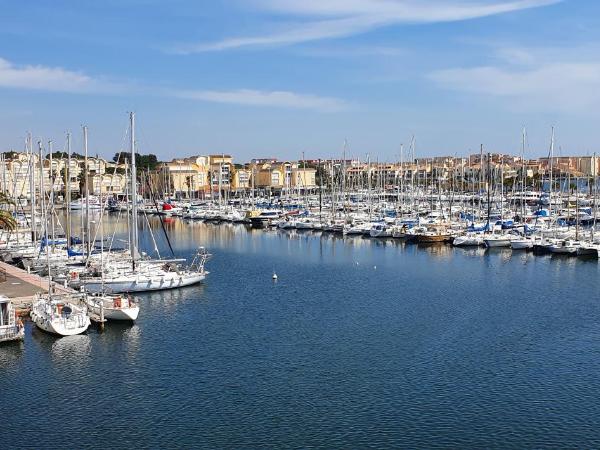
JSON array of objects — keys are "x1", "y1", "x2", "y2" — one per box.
[{"x1": 0, "y1": 260, "x2": 74, "y2": 308}]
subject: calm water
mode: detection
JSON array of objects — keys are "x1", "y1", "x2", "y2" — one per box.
[{"x1": 3, "y1": 216, "x2": 600, "y2": 448}]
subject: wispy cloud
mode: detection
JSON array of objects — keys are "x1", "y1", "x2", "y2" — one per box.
[
  {"x1": 173, "y1": 0, "x2": 561, "y2": 53},
  {"x1": 0, "y1": 57, "x2": 113, "y2": 93},
  {"x1": 0, "y1": 56, "x2": 347, "y2": 112},
  {"x1": 297, "y1": 44, "x2": 407, "y2": 59},
  {"x1": 174, "y1": 89, "x2": 348, "y2": 112},
  {"x1": 429, "y1": 46, "x2": 600, "y2": 112}
]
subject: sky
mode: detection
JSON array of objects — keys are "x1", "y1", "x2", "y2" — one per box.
[{"x1": 0, "y1": 0, "x2": 599, "y2": 161}]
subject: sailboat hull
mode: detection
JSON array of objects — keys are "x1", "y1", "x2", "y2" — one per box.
[
  {"x1": 30, "y1": 310, "x2": 90, "y2": 336},
  {"x1": 81, "y1": 272, "x2": 207, "y2": 293},
  {"x1": 89, "y1": 304, "x2": 140, "y2": 321}
]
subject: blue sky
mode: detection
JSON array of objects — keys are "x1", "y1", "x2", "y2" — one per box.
[{"x1": 0, "y1": 0, "x2": 598, "y2": 161}]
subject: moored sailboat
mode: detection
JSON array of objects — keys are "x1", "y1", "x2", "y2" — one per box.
[{"x1": 30, "y1": 293, "x2": 90, "y2": 336}]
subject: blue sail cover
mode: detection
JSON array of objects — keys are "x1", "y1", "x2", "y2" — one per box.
[
  {"x1": 467, "y1": 223, "x2": 490, "y2": 232},
  {"x1": 67, "y1": 248, "x2": 84, "y2": 257},
  {"x1": 39, "y1": 238, "x2": 68, "y2": 249}
]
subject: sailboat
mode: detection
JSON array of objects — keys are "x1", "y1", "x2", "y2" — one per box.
[
  {"x1": 83, "y1": 293, "x2": 139, "y2": 321},
  {"x1": 78, "y1": 113, "x2": 210, "y2": 294},
  {"x1": 30, "y1": 293, "x2": 90, "y2": 336},
  {"x1": 29, "y1": 139, "x2": 90, "y2": 337}
]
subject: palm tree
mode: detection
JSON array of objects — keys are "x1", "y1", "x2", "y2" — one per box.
[{"x1": 0, "y1": 192, "x2": 16, "y2": 231}]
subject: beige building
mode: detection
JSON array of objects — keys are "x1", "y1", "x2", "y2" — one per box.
[
  {"x1": 291, "y1": 167, "x2": 316, "y2": 189},
  {"x1": 232, "y1": 167, "x2": 252, "y2": 190},
  {"x1": 90, "y1": 173, "x2": 128, "y2": 195},
  {"x1": 157, "y1": 157, "x2": 209, "y2": 198},
  {"x1": 249, "y1": 161, "x2": 316, "y2": 191},
  {"x1": 208, "y1": 155, "x2": 233, "y2": 194}
]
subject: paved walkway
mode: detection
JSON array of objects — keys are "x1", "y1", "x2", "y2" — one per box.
[{"x1": 0, "y1": 261, "x2": 74, "y2": 307}]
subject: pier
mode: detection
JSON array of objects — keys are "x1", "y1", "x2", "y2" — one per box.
[{"x1": 0, "y1": 260, "x2": 74, "y2": 312}]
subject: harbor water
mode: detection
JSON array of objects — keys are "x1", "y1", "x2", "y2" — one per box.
[{"x1": 3, "y1": 215, "x2": 600, "y2": 448}]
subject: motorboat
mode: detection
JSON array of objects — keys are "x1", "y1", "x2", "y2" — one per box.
[
  {"x1": 369, "y1": 222, "x2": 392, "y2": 238},
  {"x1": 0, "y1": 295, "x2": 24, "y2": 343},
  {"x1": 548, "y1": 240, "x2": 580, "y2": 255}
]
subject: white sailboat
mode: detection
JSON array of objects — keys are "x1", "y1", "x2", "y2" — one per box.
[
  {"x1": 511, "y1": 237, "x2": 534, "y2": 250},
  {"x1": 84, "y1": 293, "x2": 139, "y2": 321},
  {"x1": 453, "y1": 232, "x2": 484, "y2": 247},
  {"x1": 484, "y1": 234, "x2": 512, "y2": 248},
  {"x1": 29, "y1": 140, "x2": 90, "y2": 337},
  {"x1": 79, "y1": 113, "x2": 210, "y2": 294},
  {"x1": 30, "y1": 294, "x2": 90, "y2": 336}
]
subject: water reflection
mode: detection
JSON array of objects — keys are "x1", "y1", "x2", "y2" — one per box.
[
  {"x1": 50, "y1": 334, "x2": 92, "y2": 364},
  {"x1": 140, "y1": 284, "x2": 207, "y2": 312},
  {"x1": 0, "y1": 339, "x2": 25, "y2": 372},
  {"x1": 418, "y1": 242, "x2": 453, "y2": 259},
  {"x1": 455, "y1": 247, "x2": 487, "y2": 258},
  {"x1": 485, "y1": 247, "x2": 513, "y2": 264}
]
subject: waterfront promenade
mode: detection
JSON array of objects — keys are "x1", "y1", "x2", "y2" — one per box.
[{"x1": 0, "y1": 260, "x2": 73, "y2": 309}]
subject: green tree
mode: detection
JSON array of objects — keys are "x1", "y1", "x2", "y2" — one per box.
[
  {"x1": 1, "y1": 151, "x2": 18, "y2": 159},
  {"x1": 0, "y1": 192, "x2": 17, "y2": 231},
  {"x1": 113, "y1": 153, "x2": 159, "y2": 171},
  {"x1": 46, "y1": 151, "x2": 69, "y2": 160}
]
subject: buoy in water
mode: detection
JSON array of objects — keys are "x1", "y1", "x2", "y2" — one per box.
[{"x1": 272, "y1": 273, "x2": 278, "y2": 280}]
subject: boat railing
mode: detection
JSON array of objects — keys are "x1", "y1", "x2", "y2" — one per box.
[{"x1": 0, "y1": 326, "x2": 22, "y2": 340}]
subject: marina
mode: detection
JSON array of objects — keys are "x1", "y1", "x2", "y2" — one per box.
[
  {"x1": 3, "y1": 216, "x2": 600, "y2": 447},
  {"x1": 3, "y1": 0, "x2": 600, "y2": 446},
  {"x1": 2, "y1": 121, "x2": 600, "y2": 447}
]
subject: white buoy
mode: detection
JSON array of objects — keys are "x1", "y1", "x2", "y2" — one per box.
[
  {"x1": 373, "y1": 265, "x2": 377, "y2": 270},
  {"x1": 272, "y1": 272, "x2": 278, "y2": 280}
]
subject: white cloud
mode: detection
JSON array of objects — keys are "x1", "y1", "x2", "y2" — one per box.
[
  {"x1": 429, "y1": 61, "x2": 600, "y2": 112},
  {"x1": 0, "y1": 57, "x2": 103, "y2": 93},
  {"x1": 174, "y1": 89, "x2": 348, "y2": 112},
  {"x1": 0, "y1": 56, "x2": 346, "y2": 112},
  {"x1": 174, "y1": 0, "x2": 561, "y2": 53}
]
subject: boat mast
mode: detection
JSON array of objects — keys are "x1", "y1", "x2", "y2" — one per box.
[
  {"x1": 83, "y1": 125, "x2": 91, "y2": 260},
  {"x1": 66, "y1": 133, "x2": 72, "y2": 249},
  {"x1": 218, "y1": 155, "x2": 222, "y2": 207},
  {"x1": 342, "y1": 139, "x2": 347, "y2": 218},
  {"x1": 130, "y1": 112, "x2": 139, "y2": 271},
  {"x1": 318, "y1": 159, "x2": 322, "y2": 219},
  {"x1": 38, "y1": 140, "x2": 51, "y2": 293},
  {"x1": 500, "y1": 154, "x2": 504, "y2": 225},
  {"x1": 486, "y1": 150, "x2": 491, "y2": 232},
  {"x1": 549, "y1": 127, "x2": 554, "y2": 216},
  {"x1": 27, "y1": 133, "x2": 37, "y2": 242},
  {"x1": 399, "y1": 144, "x2": 403, "y2": 216},
  {"x1": 521, "y1": 127, "x2": 526, "y2": 219},
  {"x1": 593, "y1": 152, "x2": 597, "y2": 241},
  {"x1": 48, "y1": 140, "x2": 56, "y2": 251},
  {"x1": 575, "y1": 176, "x2": 579, "y2": 241},
  {"x1": 38, "y1": 140, "x2": 46, "y2": 245}
]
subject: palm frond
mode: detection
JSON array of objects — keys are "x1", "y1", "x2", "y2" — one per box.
[
  {"x1": 0, "y1": 210, "x2": 16, "y2": 231},
  {"x1": 0, "y1": 192, "x2": 15, "y2": 206}
]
